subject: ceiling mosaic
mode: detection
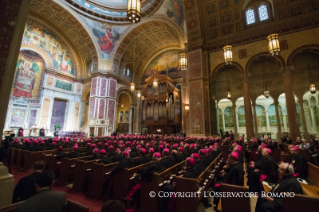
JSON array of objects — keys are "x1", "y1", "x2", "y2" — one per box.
[
  {"x1": 64, "y1": 0, "x2": 165, "y2": 23},
  {"x1": 29, "y1": 0, "x2": 99, "y2": 78},
  {"x1": 113, "y1": 20, "x2": 182, "y2": 80}
]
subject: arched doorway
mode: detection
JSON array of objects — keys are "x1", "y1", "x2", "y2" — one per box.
[{"x1": 116, "y1": 93, "x2": 131, "y2": 133}]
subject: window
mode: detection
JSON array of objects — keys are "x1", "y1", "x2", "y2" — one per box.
[
  {"x1": 258, "y1": 5, "x2": 269, "y2": 21},
  {"x1": 126, "y1": 69, "x2": 130, "y2": 76},
  {"x1": 246, "y1": 9, "x2": 256, "y2": 25},
  {"x1": 90, "y1": 63, "x2": 94, "y2": 73}
]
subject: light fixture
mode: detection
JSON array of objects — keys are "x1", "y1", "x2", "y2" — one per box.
[
  {"x1": 127, "y1": 0, "x2": 141, "y2": 23},
  {"x1": 227, "y1": 91, "x2": 231, "y2": 99},
  {"x1": 227, "y1": 74, "x2": 231, "y2": 99},
  {"x1": 121, "y1": 103, "x2": 124, "y2": 108},
  {"x1": 153, "y1": 77, "x2": 158, "y2": 89},
  {"x1": 166, "y1": 97, "x2": 169, "y2": 103},
  {"x1": 223, "y1": 45, "x2": 233, "y2": 65},
  {"x1": 141, "y1": 96, "x2": 145, "y2": 101},
  {"x1": 137, "y1": 90, "x2": 141, "y2": 98},
  {"x1": 263, "y1": 69, "x2": 270, "y2": 98},
  {"x1": 130, "y1": 82, "x2": 135, "y2": 92},
  {"x1": 180, "y1": 53, "x2": 187, "y2": 71},
  {"x1": 267, "y1": 33, "x2": 280, "y2": 56},
  {"x1": 185, "y1": 104, "x2": 189, "y2": 111},
  {"x1": 307, "y1": 62, "x2": 316, "y2": 94}
]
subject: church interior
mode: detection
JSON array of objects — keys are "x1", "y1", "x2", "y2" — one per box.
[{"x1": 1, "y1": 0, "x2": 319, "y2": 211}]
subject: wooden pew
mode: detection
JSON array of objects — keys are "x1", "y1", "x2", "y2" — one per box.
[
  {"x1": 221, "y1": 143, "x2": 232, "y2": 161},
  {"x1": 174, "y1": 154, "x2": 222, "y2": 212},
  {"x1": 15, "y1": 149, "x2": 25, "y2": 169},
  {"x1": 282, "y1": 194, "x2": 319, "y2": 212},
  {"x1": 0, "y1": 200, "x2": 89, "y2": 212},
  {"x1": 72, "y1": 159, "x2": 97, "y2": 192},
  {"x1": 88, "y1": 162, "x2": 119, "y2": 198},
  {"x1": 300, "y1": 149, "x2": 312, "y2": 163},
  {"x1": 10, "y1": 148, "x2": 17, "y2": 166},
  {"x1": 112, "y1": 161, "x2": 153, "y2": 200},
  {"x1": 139, "y1": 160, "x2": 185, "y2": 212},
  {"x1": 272, "y1": 148, "x2": 282, "y2": 163},
  {"x1": 220, "y1": 183, "x2": 251, "y2": 212},
  {"x1": 283, "y1": 143, "x2": 289, "y2": 154},
  {"x1": 23, "y1": 150, "x2": 55, "y2": 170},
  {"x1": 58, "y1": 155, "x2": 92, "y2": 185}
]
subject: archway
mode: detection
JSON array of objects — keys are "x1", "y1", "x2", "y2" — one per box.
[{"x1": 116, "y1": 93, "x2": 132, "y2": 133}]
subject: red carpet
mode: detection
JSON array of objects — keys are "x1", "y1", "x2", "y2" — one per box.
[{"x1": 11, "y1": 167, "x2": 104, "y2": 212}]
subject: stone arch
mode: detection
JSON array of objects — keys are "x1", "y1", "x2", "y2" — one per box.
[
  {"x1": 82, "y1": 88, "x2": 91, "y2": 102},
  {"x1": 116, "y1": 87, "x2": 137, "y2": 106},
  {"x1": 245, "y1": 52, "x2": 285, "y2": 72},
  {"x1": 111, "y1": 16, "x2": 185, "y2": 78},
  {"x1": 20, "y1": 46, "x2": 51, "y2": 69},
  {"x1": 287, "y1": 44, "x2": 319, "y2": 66},
  {"x1": 211, "y1": 62, "x2": 244, "y2": 81}
]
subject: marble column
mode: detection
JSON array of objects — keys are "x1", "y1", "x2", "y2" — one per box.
[
  {"x1": 222, "y1": 112, "x2": 226, "y2": 132},
  {"x1": 0, "y1": 0, "x2": 32, "y2": 143},
  {"x1": 242, "y1": 76, "x2": 254, "y2": 141},
  {"x1": 283, "y1": 110, "x2": 288, "y2": 132},
  {"x1": 252, "y1": 103, "x2": 258, "y2": 136},
  {"x1": 89, "y1": 74, "x2": 117, "y2": 135},
  {"x1": 129, "y1": 105, "x2": 134, "y2": 134},
  {"x1": 309, "y1": 107, "x2": 317, "y2": 133},
  {"x1": 298, "y1": 100, "x2": 310, "y2": 140},
  {"x1": 281, "y1": 67, "x2": 301, "y2": 142},
  {"x1": 273, "y1": 100, "x2": 282, "y2": 140},
  {"x1": 209, "y1": 80, "x2": 218, "y2": 135},
  {"x1": 133, "y1": 96, "x2": 140, "y2": 133},
  {"x1": 232, "y1": 105, "x2": 239, "y2": 140},
  {"x1": 265, "y1": 109, "x2": 270, "y2": 132},
  {"x1": 304, "y1": 108, "x2": 312, "y2": 134}
]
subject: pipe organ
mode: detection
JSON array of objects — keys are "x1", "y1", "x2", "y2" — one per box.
[{"x1": 141, "y1": 74, "x2": 181, "y2": 134}]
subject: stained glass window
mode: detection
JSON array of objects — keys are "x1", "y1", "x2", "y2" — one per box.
[
  {"x1": 126, "y1": 69, "x2": 130, "y2": 76},
  {"x1": 90, "y1": 63, "x2": 93, "y2": 72},
  {"x1": 259, "y1": 5, "x2": 269, "y2": 21},
  {"x1": 246, "y1": 9, "x2": 255, "y2": 25}
]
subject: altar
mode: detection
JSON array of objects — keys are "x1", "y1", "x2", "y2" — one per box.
[{"x1": 3, "y1": 128, "x2": 49, "y2": 137}]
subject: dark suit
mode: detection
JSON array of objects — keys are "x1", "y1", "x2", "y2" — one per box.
[
  {"x1": 15, "y1": 189, "x2": 66, "y2": 212},
  {"x1": 12, "y1": 172, "x2": 40, "y2": 203}
]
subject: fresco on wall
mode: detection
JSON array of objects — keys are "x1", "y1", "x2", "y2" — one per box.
[
  {"x1": 224, "y1": 107, "x2": 234, "y2": 127},
  {"x1": 12, "y1": 51, "x2": 44, "y2": 99},
  {"x1": 256, "y1": 105, "x2": 266, "y2": 127},
  {"x1": 167, "y1": 0, "x2": 184, "y2": 28},
  {"x1": 238, "y1": 106, "x2": 246, "y2": 127},
  {"x1": 218, "y1": 108, "x2": 223, "y2": 128},
  {"x1": 81, "y1": 16, "x2": 128, "y2": 70},
  {"x1": 143, "y1": 50, "x2": 182, "y2": 80},
  {"x1": 268, "y1": 104, "x2": 277, "y2": 127},
  {"x1": 23, "y1": 23, "x2": 74, "y2": 75},
  {"x1": 296, "y1": 104, "x2": 302, "y2": 126}
]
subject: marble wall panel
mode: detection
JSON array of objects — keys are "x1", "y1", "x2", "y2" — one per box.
[
  {"x1": 50, "y1": 99, "x2": 67, "y2": 132},
  {"x1": 91, "y1": 78, "x2": 97, "y2": 96},
  {"x1": 40, "y1": 97, "x2": 51, "y2": 127},
  {"x1": 188, "y1": 49, "x2": 202, "y2": 80},
  {"x1": 46, "y1": 75, "x2": 54, "y2": 88},
  {"x1": 189, "y1": 80, "x2": 204, "y2": 135},
  {"x1": 10, "y1": 108, "x2": 27, "y2": 127},
  {"x1": 73, "y1": 102, "x2": 80, "y2": 130},
  {"x1": 100, "y1": 78, "x2": 107, "y2": 97},
  {"x1": 28, "y1": 109, "x2": 38, "y2": 128},
  {"x1": 109, "y1": 79, "x2": 117, "y2": 98},
  {"x1": 89, "y1": 98, "x2": 95, "y2": 119},
  {"x1": 108, "y1": 99, "x2": 116, "y2": 127},
  {"x1": 99, "y1": 99, "x2": 106, "y2": 119}
]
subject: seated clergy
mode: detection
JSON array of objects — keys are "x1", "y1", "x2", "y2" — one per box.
[
  {"x1": 15, "y1": 171, "x2": 66, "y2": 212},
  {"x1": 134, "y1": 148, "x2": 149, "y2": 165},
  {"x1": 255, "y1": 162, "x2": 303, "y2": 212},
  {"x1": 286, "y1": 145, "x2": 308, "y2": 178},
  {"x1": 248, "y1": 148, "x2": 278, "y2": 193},
  {"x1": 99, "y1": 150, "x2": 112, "y2": 164},
  {"x1": 213, "y1": 151, "x2": 244, "y2": 207},
  {"x1": 12, "y1": 161, "x2": 45, "y2": 203},
  {"x1": 140, "y1": 152, "x2": 165, "y2": 182},
  {"x1": 67, "y1": 146, "x2": 83, "y2": 158}
]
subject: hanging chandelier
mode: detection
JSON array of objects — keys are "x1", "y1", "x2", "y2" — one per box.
[
  {"x1": 127, "y1": 0, "x2": 141, "y2": 23},
  {"x1": 263, "y1": 69, "x2": 270, "y2": 98},
  {"x1": 267, "y1": 33, "x2": 280, "y2": 56},
  {"x1": 137, "y1": 90, "x2": 141, "y2": 98},
  {"x1": 179, "y1": 53, "x2": 187, "y2": 71},
  {"x1": 227, "y1": 74, "x2": 231, "y2": 99},
  {"x1": 223, "y1": 45, "x2": 233, "y2": 65},
  {"x1": 130, "y1": 83, "x2": 135, "y2": 92},
  {"x1": 307, "y1": 62, "x2": 316, "y2": 94}
]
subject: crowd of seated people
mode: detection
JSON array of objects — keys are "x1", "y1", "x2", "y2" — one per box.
[{"x1": 3, "y1": 132, "x2": 319, "y2": 212}]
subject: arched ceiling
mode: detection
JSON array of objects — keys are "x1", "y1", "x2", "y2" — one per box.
[
  {"x1": 29, "y1": 0, "x2": 99, "y2": 78},
  {"x1": 112, "y1": 18, "x2": 183, "y2": 81}
]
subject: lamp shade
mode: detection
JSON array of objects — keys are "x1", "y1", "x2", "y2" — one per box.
[
  {"x1": 130, "y1": 83, "x2": 135, "y2": 92},
  {"x1": 180, "y1": 53, "x2": 187, "y2": 71},
  {"x1": 153, "y1": 77, "x2": 158, "y2": 88},
  {"x1": 223, "y1": 45, "x2": 232, "y2": 65},
  {"x1": 310, "y1": 84, "x2": 316, "y2": 94},
  {"x1": 141, "y1": 96, "x2": 145, "y2": 101},
  {"x1": 137, "y1": 90, "x2": 141, "y2": 98},
  {"x1": 267, "y1": 33, "x2": 280, "y2": 56},
  {"x1": 127, "y1": 0, "x2": 141, "y2": 23},
  {"x1": 227, "y1": 91, "x2": 231, "y2": 99},
  {"x1": 263, "y1": 90, "x2": 271, "y2": 98},
  {"x1": 185, "y1": 104, "x2": 189, "y2": 111}
]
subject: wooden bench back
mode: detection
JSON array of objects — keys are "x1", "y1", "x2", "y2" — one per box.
[
  {"x1": 308, "y1": 162, "x2": 319, "y2": 188},
  {"x1": 272, "y1": 148, "x2": 282, "y2": 163},
  {"x1": 300, "y1": 149, "x2": 312, "y2": 163},
  {"x1": 282, "y1": 194, "x2": 319, "y2": 212},
  {"x1": 66, "y1": 199, "x2": 89, "y2": 212},
  {"x1": 72, "y1": 159, "x2": 96, "y2": 192},
  {"x1": 112, "y1": 161, "x2": 153, "y2": 200},
  {"x1": 220, "y1": 183, "x2": 251, "y2": 212},
  {"x1": 221, "y1": 143, "x2": 232, "y2": 161}
]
